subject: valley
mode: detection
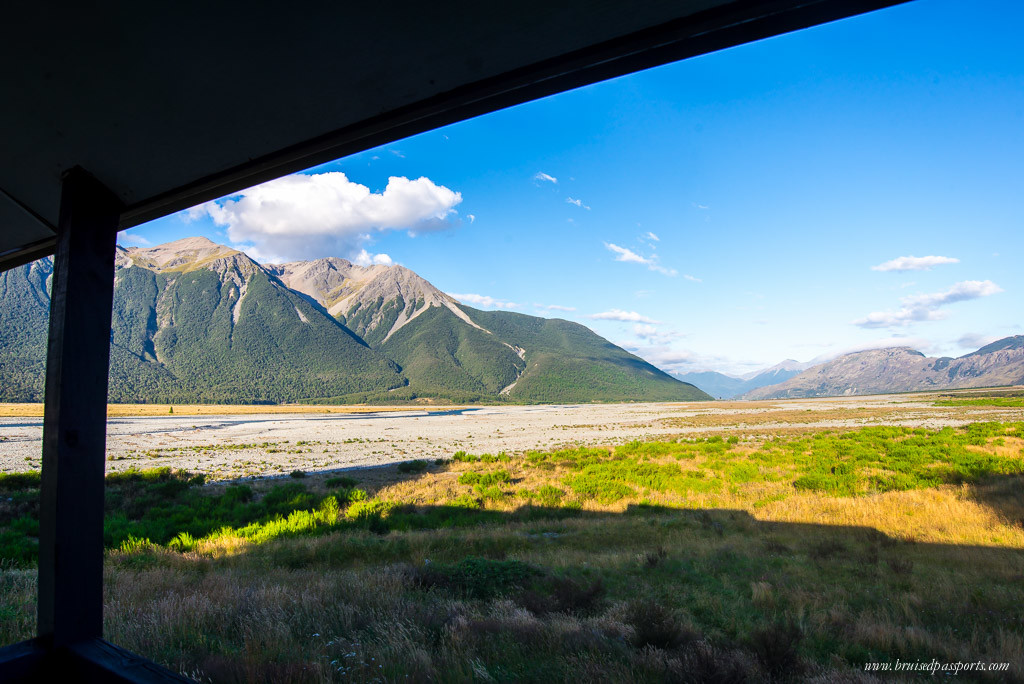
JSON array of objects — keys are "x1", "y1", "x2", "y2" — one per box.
[
  {"x1": 3, "y1": 390, "x2": 1022, "y2": 479},
  {"x1": 2, "y1": 390, "x2": 1023, "y2": 679}
]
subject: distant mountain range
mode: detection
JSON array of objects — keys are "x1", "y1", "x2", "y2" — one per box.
[
  {"x1": 674, "y1": 360, "x2": 811, "y2": 399},
  {"x1": 0, "y1": 237, "x2": 710, "y2": 404},
  {"x1": 742, "y1": 337, "x2": 1024, "y2": 399}
]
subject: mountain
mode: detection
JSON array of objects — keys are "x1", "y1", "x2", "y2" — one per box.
[
  {"x1": 739, "y1": 359, "x2": 811, "y2": 381},
  {"x1": 270, "y1": 258, "x2": 477, "y2": 347},
  {"x1": 675, "y1": 360, "x2": 807, "y2": 399},
  {"x1": 0, "y1": 238, "x2": 710, "y2": 404},
  {"x1": 672, "y1": 371, "x2": 745, "y2": 400},
  {"x1": 461, "y1": 308, "x2": 702, "y2": 402},
  {"x1": 271, "y1": 254, "x2": 710, "y2": 403},
  {"x1": 742, "y1": 338, "x2": 1024, "y2": 399},
  {"x1": 0, "y1": 258, "x2": 52, "y2": 401},
  {"x1": 3, "y1": 238, "x2": 406, "y2": 403}
]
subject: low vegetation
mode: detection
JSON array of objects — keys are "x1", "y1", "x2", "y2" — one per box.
[
  {"x1": 2, "y1": 421, "x2": 1023, "y2": 680},
  {"x1": 935, "y1": 397, "x2": 1024, "y2": 408}
]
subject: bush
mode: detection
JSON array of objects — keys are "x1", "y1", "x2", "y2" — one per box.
[
  {"x1": 397, "y1": 460, "x2": 429, "y2": 474},
  {"x1": 325, "y1": 476, "x2": 358, "y2": 489},
  {"x1": 749, "y1": 619, "x2": 803, "y2": 677},
  {"x1": 534, "y1": 485, "x2": 565, "y2": 507},
  {"x1": 457, "y1": 470, "x2": 510, "y2": 486},
  {"x1": 625, "y1": 599, "x2": 698, "y2": 650},
  {"x1": 0, "y1": 472, "x2": 41, "y2": 491},
  {"x1": 289, "y1": 470, "x2": 306, "y2": 479},
  {"x1": 346, "y1": 499, "x2": 394, "y2": 534},
  {"x1": 518, "y1": 575, "x2": 605, "y2": 615}
]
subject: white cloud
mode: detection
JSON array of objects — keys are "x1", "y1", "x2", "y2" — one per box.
[
  {"x1": 635, "y1": 347, "x2": 696, "y2": 369},
  {"x1": 534, "y1": 172, "x2": 558, "y2": 184},
  {"x1": 588, "y1": 309, "x2": 661, "y2": 324},
  {"x1": 467, "y1": 214, "x2": 476, "y2": 223},
  {"x1": 903, "y1": 280, "x2": 1002, "y2": 307},
  {"x1": 604, "y1": 242, "x2": 677, "y2": 277},
  {"x1": 853, "y1": 280, "x2": 1003, "y2": 329},
  {"x1": 683, "y1": 274, "x2": 702, "y2": 283},
  {"x1": 871, "y1": 255, "x2": 960, "y2": 272},
  {"x1": 810, "y1": 336, "x2": 933, "y2": 363},
  {"x1": 566, "y1": 197, "x2": 590, "y2": 210},
  {"x1": 535, "y1": 303, "x2": 577, "y2": 312},
  {"x1": 615, "y1": 338, "x2": 765, "y2": 376},
  {"x1": 628, "y1": 324, "x2": 688, "y2": 346},
  {"x1": 449, "y1": 293, "x2": 519, "y2": 309},
  {"x1": 619, "y1": 342, "x2": 723, "y2": 375},
  {"x1": 606, "y1": 243, "x2": 646, "y2": 264},
  {"x1": 119, "y1": 233, "x2": 150, "y2": 246},
  {"x1": 645, "y1": 265, "x2": 677, "y2": 277},
  {"x1": 353, "y1": 250, "x2": 393, "y2": 266},
  {"x1": 190, "y1": 171, "x2": 462, "y2": 261},
  {"x1": 956, "y1": 333, "x2": 1001, "y2": 350},
  {"x1": 643, "y1": 232, "x2": 659, "y2": 242}
]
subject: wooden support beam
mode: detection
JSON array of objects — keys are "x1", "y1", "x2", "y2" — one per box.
[{"x1": 37, "y1": 168, "x2": 122, "y2": 647}]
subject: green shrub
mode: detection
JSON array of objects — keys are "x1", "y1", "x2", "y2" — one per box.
[
  {"x1": 397, "y1": 460, "x2": 429, "y2": 474},
  {"x1": 535, "y1": 485, "x2": 565, "y2": 507},
  {"x1": 0, "y1": 472, "x2": 41, "y2": 491},
  {"x1": 564, "y1": 475, "x2": 634, "y2": 504},
  {"x1": 457, "y1": 469, "x2": 510, "y2": 487}
]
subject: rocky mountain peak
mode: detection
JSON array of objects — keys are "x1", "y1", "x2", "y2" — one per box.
[{"x1": 122, "y1": 237, "x2": 256, "y2": 277}]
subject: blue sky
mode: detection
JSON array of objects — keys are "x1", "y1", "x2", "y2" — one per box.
[{"x1": 125, "y1": 0, "x2": 1023, "y2": 376}]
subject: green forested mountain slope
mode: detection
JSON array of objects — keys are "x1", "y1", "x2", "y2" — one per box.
[
  {"x1": 0, "y1": 259, "x2": 52, "y2": 401},
  {"x1": 111, "y1": 257, "x2": 404, "y2": 403},
  {"x1": 464, "y1": 308, "x2": 710, "y2": 402},
  {"x1": 1, "y1": 243, "x2": 407, "y2": 403},
  {"x1": 379, "y1": 305, "x2": 525, "y2": 396},
  {"x1": 0, "y1": 238, "x2": 711, "y2": 404}
]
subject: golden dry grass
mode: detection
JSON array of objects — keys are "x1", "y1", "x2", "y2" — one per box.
[{"x1": 337, "y1": 431, "x2": 1024, "y2": 551}]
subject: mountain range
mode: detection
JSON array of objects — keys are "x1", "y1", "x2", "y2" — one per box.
[
  {"x1": 0, "y1": 237, "x2": 711, "y2": 404},
  {"x1": 674, "y1": 360, "x2": 811, "y2": 400},
  {"x1": 741, "y1": 337, "x2": 1024, "y2": 399}
]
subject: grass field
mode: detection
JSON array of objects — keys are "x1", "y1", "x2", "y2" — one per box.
[{"x1": 2, "y1": 411, "x2": 1024, "y2": 681}]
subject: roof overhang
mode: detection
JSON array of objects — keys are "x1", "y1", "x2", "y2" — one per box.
[{"x1": 0, "y1": 0, "x2": 908, "y2": 271}]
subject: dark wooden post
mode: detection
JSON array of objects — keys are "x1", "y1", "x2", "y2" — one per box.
[{"x1": 37, "y1": 167, "x2": 122, "y2": 647}]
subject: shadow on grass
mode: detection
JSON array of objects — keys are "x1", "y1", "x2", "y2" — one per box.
[{"x1": 3, "y1": 460, "x2": 1024, "y2": 681}]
